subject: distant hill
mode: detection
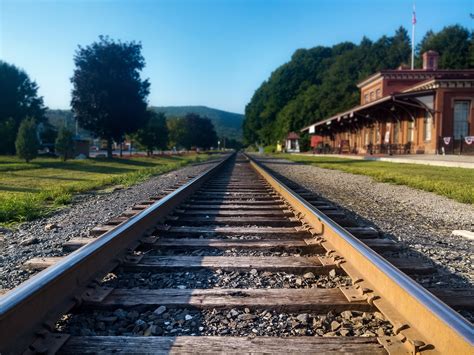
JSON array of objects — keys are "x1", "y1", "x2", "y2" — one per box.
[
  {"x1": 151, "y1": 106, "x2": 243, "y2": 141},
  {"x1": 46, "y1": 106, "x2": 244, "y2": 141}
]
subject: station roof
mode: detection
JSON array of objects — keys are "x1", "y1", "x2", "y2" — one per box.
[
  {"x1": 356, "y1": 69, "x2": 474, "y2": 88},
  {"x1": 302, "y1": 75, "x2": 474, "y2": 135}
]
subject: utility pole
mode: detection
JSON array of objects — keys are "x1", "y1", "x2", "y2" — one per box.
[{"x1": 411, "y1": 2, "x2": 416, "y2": 70}]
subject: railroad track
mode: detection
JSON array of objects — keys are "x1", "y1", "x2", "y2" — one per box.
[{"x1": 0, "y1": 153, "x2": 472, "y2": 354}]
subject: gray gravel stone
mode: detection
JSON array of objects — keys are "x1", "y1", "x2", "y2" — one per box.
[
  {"x1": 101, "y1": 269, "x2": 352, "y2": 290},
  {"x1": 148, "y1": 246, "x2": 312, "y2": 257},
  {"x1": 56, "y1": 308, "x2": 394, "y2": 337}
]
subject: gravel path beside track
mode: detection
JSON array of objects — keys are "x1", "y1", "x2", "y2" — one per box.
[
  {"x1": 0, "y1": 159, "x2": 221, "y2": 290},
  {"x1": 255, "y1": 156, "x2": 474, "y2": 290}
]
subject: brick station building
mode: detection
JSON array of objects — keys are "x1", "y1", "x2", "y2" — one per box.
[{"x1": 302, "y1": 51, "x2": 474, "y2": 155}]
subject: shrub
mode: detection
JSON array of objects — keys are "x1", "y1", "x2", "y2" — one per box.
[
  {"x1": 15, "y1": 117, "x2": 39, "y2": 162},
  {"x1": 55, "y1": 126, "x2": 75, "y2": 161}
]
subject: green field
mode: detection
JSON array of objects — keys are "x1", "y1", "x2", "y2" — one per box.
[
  {"x1": 277, "y1": 154, "x2": 474, "y2": 204},
  {"x1": 0, "y1": 154, "x2": 214, "y2": 225}
]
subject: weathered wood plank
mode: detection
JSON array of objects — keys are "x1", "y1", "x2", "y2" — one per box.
[
  {"x1": 131, "y1": 205, "x2": 149, "y2": 210},
  {"x1": 84, "y1": 287, "x2": 373, "y2": 312},
  {"x1": 63, "y1": 237, "x2": 396, "y2": 254},
  {"x1": 168, "y1": 216, "x2": 298, "y2": 227},
  {"x1": 104, "y1": 216, "x2": 129, "y2": 225},
  {"x1": 155, "y1": 238, "x2": 316, "y2": 250},
  {"x1": 193, "y1": 194, "x2": 278, "y2": 200},
  {"x1": 174, "y1": 210, "x2": 293, "y2": 217},
  {"x1": 429, "y1": 288, "x2": 474, "y2": 310},
  {"x1": 188, "y1": 199, "x2": 284, "y2": 205},
  {"x1": 60, "y1": 336, "x2": 386, "y2": 354},
  {"x1": 121, "y1": 210, "x2": 140, "y2": 217},
  {"x1": 363, "y1": 238, "x2": 400, "y2": 252},
  {"x1": 64, "y1": 237, "x2": 316, "y2": 252},
  {"x1": 200, "y1": 188, "x2": 272, "y2": 193},
  {"x1": 181, "y1": 204, "x2": 286, "y2": 210},
  {"x1": 386, "y1": 257, "x2": 434, "y2": 275},
  {"x1": 23, "y1": 257, "x2": 60, "y2": 270},
  {"x1": 90, "y1": 225, "x2": 116, "y2": 236},
  {"x1": 345, "y1": 227, "x2": 380, "y2": 239},
  {"x1": 155, "y1": 226, "x2": 308, "y2": 237},
  {"x1": 127, "y1": 256, "x2": 330, "y2": 273},
  {"x1": 63, "y1": 238, "x2": 95, "y2": 252}
]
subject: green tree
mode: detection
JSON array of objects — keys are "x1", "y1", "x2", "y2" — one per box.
[
  {"x1": 55, "y1": 126, "x2": 75, "y2": 161},
  {"x1": 135, "y1": 111, "x2": 169, "y2": 155},
  {"x1": 71, "y1": 36, "x2": 150, "y2": 158},
  {"x1": 15, "y1": 118, "x2": 39, "y2": 162},
  {"x1": 417, "y1": 25, "x2": 473, "y2": 69},
  {"x1": 0, "y1": 61, "x2": 46, "y2": 154},
  {"x1": 187, "y1": 114, "x2": 218, "y2": 149},
  {"x1": 167, "y1": 117, "x2": 187, "y2": 149},
  {"x1": 167, "y1": 114, "x2": 217, "y2": 149}
]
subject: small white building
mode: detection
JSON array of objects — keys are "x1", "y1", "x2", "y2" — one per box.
[{"x1": 285, "y1": 132, "x2": 300, "y2": 153}]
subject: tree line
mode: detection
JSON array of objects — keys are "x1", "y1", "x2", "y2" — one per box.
[
  {"x1": 0, "y1": 36, "x2": 219, "y2": 161},
  {"x1": 243, "y1": 25, "x2": 474, "y2": 146}
]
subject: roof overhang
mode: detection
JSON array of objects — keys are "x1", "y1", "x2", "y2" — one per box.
[
  {"x1": 301, "y1": 95, "x2": 392, "y2": 133},
  {"x1": 301, "y1": 91, "x2": 438, "y2": 135}
]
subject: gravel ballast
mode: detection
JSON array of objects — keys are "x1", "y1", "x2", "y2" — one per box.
[
  {"x1": 254, "y1": 156, "x2": 474, "y2": 290},
  {"x1": 101, "y1": 269, "x2": 351, "y2": 290},
  {"x1": 56, "y1": 307, "x2": 393, "y2": 337},
  {"x1": 0, "y1": 158, "x2": 222, "y2": 290}
]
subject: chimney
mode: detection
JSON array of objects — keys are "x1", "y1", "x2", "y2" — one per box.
[{"x1": 422, "y1": 50, "x2": 439, "y2": 71}]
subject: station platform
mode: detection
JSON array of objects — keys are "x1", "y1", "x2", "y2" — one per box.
[{"x1": 291, "y1": 153, "x2": 474, "y2": 169}]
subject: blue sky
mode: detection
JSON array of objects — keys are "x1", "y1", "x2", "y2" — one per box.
[{"x1": 0, "y1": 0, "x2": 471, "y2": 114}]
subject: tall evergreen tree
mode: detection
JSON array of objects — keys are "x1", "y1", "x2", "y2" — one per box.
[{"x1": 71, "y1": 36, "x2": 150, "y2": 158}]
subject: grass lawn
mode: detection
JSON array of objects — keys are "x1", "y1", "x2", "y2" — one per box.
[
  {"x1": 277, "y1": 154, "x2": 474, "y2": 205},
  {"x1": 0, "y1": 154, "x2": 214, "y2": 225}
]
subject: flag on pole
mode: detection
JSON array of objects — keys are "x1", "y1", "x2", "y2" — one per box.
[{"x1": 412, "y1": 4, "x2": 416, "y2": 24}]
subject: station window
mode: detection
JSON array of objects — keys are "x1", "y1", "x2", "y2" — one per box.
[
  {"x1": 370, "y1": 91, "x2": 375, "y2": 101},
  {"x1": 364, "y1": 94, "x2": 369, "y2": 103},
  {"x1": 423, "y1": 112, "x2": 432, "y2": 142},
  {"x1": 376, "y1": 89, "x2": 381, "y2": 98},
  {"x1": 453, "y1": 101, "x2": 470, "y2": 139}
]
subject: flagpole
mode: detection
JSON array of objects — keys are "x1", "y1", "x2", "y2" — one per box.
[{"x1": 411, "y1": 2, "x2": 416, "y2": 70}]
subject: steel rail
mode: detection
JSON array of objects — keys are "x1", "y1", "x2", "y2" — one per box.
[
  {"x1": 246, "y1": 153, "x2": 473, "y2": 354},
  {"x1": 0, "y1": 153, "x2": 234, "y2": 354}
]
